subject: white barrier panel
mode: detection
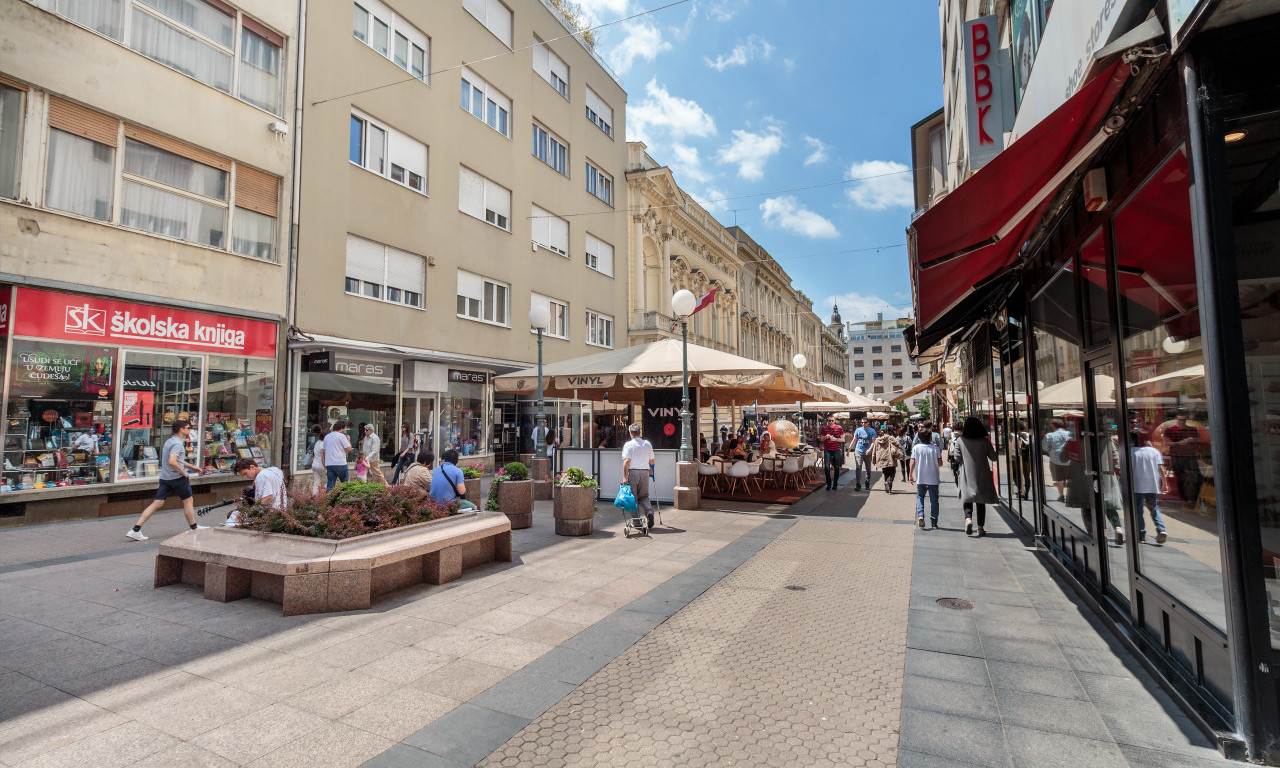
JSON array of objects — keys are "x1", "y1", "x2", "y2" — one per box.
[{"x1": 555, "y1": 448, "x2": 678, "y2": 503}]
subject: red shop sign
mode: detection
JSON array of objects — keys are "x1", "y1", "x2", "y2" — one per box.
[
  {"x1": 0, "y1": 286, "x2": 11, "y2": 335},
  {"x1": 12, "y1": 287, "x2": 277, "y2": 358}
]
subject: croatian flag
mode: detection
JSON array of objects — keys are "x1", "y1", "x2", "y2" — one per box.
[{"x1": 691, "y1": 287, "x2": 718, "y2": 316}]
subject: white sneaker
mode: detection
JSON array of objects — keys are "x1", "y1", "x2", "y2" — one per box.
[
  {"x1": 126, "y1": 529, "x2": 148, "y2": 542},
  {"x1": 194, "y1": 525, "x2": 210, "y2": 530}
]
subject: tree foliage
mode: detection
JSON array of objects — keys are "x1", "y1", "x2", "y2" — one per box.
[{"x1": 548, "y1": 0, "x2": 597, "y2": 49}]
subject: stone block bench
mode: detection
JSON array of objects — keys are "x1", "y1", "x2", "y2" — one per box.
[{"x1": 154, "y1": 510, "x2": 512, "y2": 615}]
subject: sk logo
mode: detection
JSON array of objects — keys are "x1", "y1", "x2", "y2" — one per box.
[{"x1": 65, "y1": 303, "x2": 106, "y2": 336}]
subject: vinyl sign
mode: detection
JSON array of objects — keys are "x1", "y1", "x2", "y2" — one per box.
[
  {"x1": 12, "y1": 287, "x2": 277, "y2": 358},
  {"x1": 963, "y1": 15, "x2": 1006, "y2": 170}
]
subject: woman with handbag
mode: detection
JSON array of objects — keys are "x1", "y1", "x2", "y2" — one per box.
[
  {"x1": 955, "y1": 417, "x2": 999, "y2": 536},
  {"x1": 870, "y1": 429, "x2": 905, "y2": 493}
]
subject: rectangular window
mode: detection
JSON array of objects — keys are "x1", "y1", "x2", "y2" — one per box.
[
  {"x1": 45, "y1": 128, "x2": 115, "y2": 221},
  {"x1": 350, "y1": 110, "x2": 426, "y2": 193},
  {"x1": 0, "y1": 83, "x2": 24, "y2": 200},
  {"x1": 873, "y1": 386, "x2": 884, "y2": 394},
  {"x1": 353, "y1": 0, "x2": 430, "y2": 84},
  {"x1": 120, "y1": 138, "x2": 228, "y2": 248},
  {"x1": 239, "y1": 24, "x2": 282, "y2": 114},
  {"x1": 584, "y1": 160, "x2": 612, "y2": 205},
  {"x1": 892, "y1": 372, "x2": 903, "y2": 380},
  {"x1": 585, "y1": 86, "x2": 613, "y2": 137},
  {"x1": 873, "y1": 373, "x2": 884, "y2": 381},
  {"x1": 456, "y1": 269, "x2": 508, "y2": 325},
  {"x1": 891, "y1": 345, "x2": 902, "y2": 352},
  {"x1": 531, "y1": 204, "x2": 568, "y2": 256},
  {"x1": 911, "y1": 371, "x2": 923, "y2": 379},
  {"x1": 853, "y1": 360, "x2": 864, "y2": 368},
  {"x1": 852, "y1": 347, "x2": 863, "y2": 354},
  {"x1": 460, "y1": 68, "x2": 510, "y2": 137},
  {"x1": 345, "y1": 233, "x2": 425, "y2": 308},
  {"x1": 584, "y1": 232, "x2": 614, "y2": 276},
  {"x1": 129, "y1": 2, "x2": 233, "y2": 94},
  {"x1": 532, "y1": 122, "x2": 568, "y2": 176},
  {"x1": 891, "y1": 358, "x2": 902, "y2": 366},
  {"x1": 532, "y1": 37, "x2": 569, "y2": 98},
  {"x1": 462, "y1": 0, "x2": 512, "y2": 47},
  {"x1": 458, "y1": 166, "x2": 510, "y2": 231},
  {"x1": 871, "y1": 346, "x2": 882, "y2": 353},
  {"x1": 853, "y1": 373, "x2": 864, "y2": 381},
  {"x1": 586, "y1": 310, "x2": 614, "y2": 348},
  {"x1": 531, "y1": 292, "x2": 568, "y2": 339}
]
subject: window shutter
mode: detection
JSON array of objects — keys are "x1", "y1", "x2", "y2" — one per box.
[
  {"x1": 125, "y1": 124, "x2": 230, "y2": 171},
  {"x1": 586, "y1": 87, "x2": 611, "y2": 124},
  {"x1": 458, "y1": 166, "x2": 484, "y2": 219},
  {"x1": 596, "y1": 237, "x2": 614, "y2": 275},
  {"x1": 486, "y1": 179, "x2": 510, "y2": 220},
  {"x1": 386, "y1": 246, "x2": 425, "y2": 294},
  {"x1": 532, "y1": 40, "x2": 549, "y2": 80},
  {"x1": 388, "y1": 130, "x2": 427, "y2": 177},
  {"x1": 457, "y1": 269, "x2": 483, "y2": 301},
  {"x1": 548, "y1": 49, "x2": 568, "y2": 86},
  {"x1": 462, "y1": 0, "x2": 485, "y2": 23},
  {"x1": 234, "y1": 165, "x2": 279, "y2": 216},
  {"x1": 47, "y1": 97, "x2": 118, "y2": 147},
  {"x1": 241, "y1": 15, "x2": 284, "y2": 47},
  {"x1": 489, "y1": 88, "x2": 511, "y2": 115},
  {"x1": 548, "y1": 212, "x2": 568, "y2": 254},
  {"x1": 346, "y1": 234, "x2": 385, "y2": 284},
  {"x1": 486, "y1": 0, "x2": 512, "y2": 46},
  {"x1": 530, "y1": 204, "x2": 550, "y2": 247}
]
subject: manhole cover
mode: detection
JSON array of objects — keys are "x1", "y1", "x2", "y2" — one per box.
[
  {"x1": 936, "y1": 597, "x2": 974, "y2": 610},
  {"x1": 785, "y1": 585, "x2": 806, "y2": 591}
]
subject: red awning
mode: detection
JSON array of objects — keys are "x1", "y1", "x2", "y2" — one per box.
[{"x1": 910, "y1": 60, "x2": 1131, "y2": 345}]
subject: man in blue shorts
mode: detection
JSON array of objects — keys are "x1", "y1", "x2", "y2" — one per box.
[{"x1": 127, "y1": 420, "x2": 206, "y2": 541}]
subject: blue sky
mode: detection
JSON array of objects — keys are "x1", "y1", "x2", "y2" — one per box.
[{"x1": 575, "y1": 0, "x2": 943, "y2": 323}]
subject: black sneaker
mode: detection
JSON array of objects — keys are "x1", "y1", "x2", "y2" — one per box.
[{"x1": 647, "y1": 514, "x2": 655, "y2": 529}]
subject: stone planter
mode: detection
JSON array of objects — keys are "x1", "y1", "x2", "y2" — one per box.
[
  {"x1": 498, "y1": 479, "x2": 534, "y2": 529},
  {"x1": 463, "y1": 477, "x2": 482, "y2": 503},
  {"x1": 530, "y1": 457, "x2": 553, "y2": 500},
  {"x1": 553, "y1": 485, "x2": 596, "y2": 536}
]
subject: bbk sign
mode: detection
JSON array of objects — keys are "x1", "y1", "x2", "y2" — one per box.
[{"x1": 963, "y1": 15, "x2": 1006, "y2": 170}]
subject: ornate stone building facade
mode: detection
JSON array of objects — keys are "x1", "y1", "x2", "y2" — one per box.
[
  {"x1": 625, "y1": 143, "x2": 739, "y2": 352},
  {"x1": 729, "y1": 227, "x2": 804, "y2": 377}
]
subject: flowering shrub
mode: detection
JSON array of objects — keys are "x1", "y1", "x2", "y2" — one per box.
[
  {"x1": 461, "y1": 462, "x2": 485, "y2": 479},
  {"x1": 502, "y1": 461, "x2": 529, "y2": 481},
  {"x1": 484, "y1": 468, "x2": 509, "y2": 511},
  {"x1": 238, "y1": 481, "x2": 460, "y2": 539},
  {"x1": 554, "y1": 467, "x2": 598, "y2": 488}
]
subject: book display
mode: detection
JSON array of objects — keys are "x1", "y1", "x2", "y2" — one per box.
[{"x1": 202, "y1": 413, "x2": 269, "y2": 474}]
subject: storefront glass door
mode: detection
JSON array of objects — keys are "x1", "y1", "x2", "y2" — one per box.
[
  {"x1": 117, "y1": 351, "x2": 203, "y2": 481},
  {"x1": 1090, "y1": 360, "x2": 1132, "y2": 606},
  {"x1": 401, "y1": 396, "x2": 434, "y2": 454}
]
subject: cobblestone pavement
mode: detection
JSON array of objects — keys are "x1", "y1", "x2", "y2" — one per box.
[{"x1": 480, "y1": 498, "x2": 915, "y2": 767}]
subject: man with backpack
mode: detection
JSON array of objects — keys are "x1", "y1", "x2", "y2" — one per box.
[{"x1": 430, "y1": 449, "x2": 477, "y2": 510}]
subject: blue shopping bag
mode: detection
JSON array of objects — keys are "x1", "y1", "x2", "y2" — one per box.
[{"x1": 613, "y1": 483, "x2": 638, "y2": 513}]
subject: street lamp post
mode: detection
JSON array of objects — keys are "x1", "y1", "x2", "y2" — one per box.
[
  {"x1": 792, "y1": 352, "x2": 807, "y2": 440},
  {"x1": 529, "y1": 305, "x2": 551, "y2": 459},
  {"x1": 672, "y1": 289, "x2": 696, "y2": 463}
]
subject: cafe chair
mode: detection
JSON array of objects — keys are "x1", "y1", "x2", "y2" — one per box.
[
  {"x1": 780, "y1": 455, "x2": 804, "y2": 490},
  {"x1": 746, "y1": 457, "x2": 764, "y2": 493},
  {"x1": 698, "y1": 461, "x2": 724, "y2": 494},
  {"x1": 726, "y1": 460, "x2": 751, "y2": 496}
]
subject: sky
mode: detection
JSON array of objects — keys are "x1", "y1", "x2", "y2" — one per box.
[{"x1": 571, "y1": 0, "x2": 943, "y2": 325}]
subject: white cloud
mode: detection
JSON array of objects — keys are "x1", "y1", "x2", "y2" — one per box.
[
  {"x1": 707, "y1": 0, "x2": 742, "y2": 21},
  {"x1": 670, "y1": 144, "x2": 712, "y2": 185},
  {"x1": 705, "y1": 35, "x2": 774, "y2": 71},
  {"x1": 783, "y1": 58, "x2": 796, "y2": 72},
  {"x1": 820, "y1": 291, "x2": 912, "y2": 323},
  {"x1": 760, "y1": 196, "x2": 839, "y2": 239},
  {"x1": 627, "y1": 79, "x2": 717, "y2": 144},
  {"x1": 698, "y1": 187, "x2": 730, "y2": 213},
  {"x1": 845, "y1": 160, "x2": 914, "y2": 211},
  {"x1": 803, "y1": 136, "x2": 829, "y2": 166},
  {"x1": 717, "y1": 125, "x2": 783, "y2": 180},
  {"x1": 608, "y1": 20, "x2": 672, "y2": 74}
]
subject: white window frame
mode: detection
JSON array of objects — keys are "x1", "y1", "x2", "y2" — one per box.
[
  {"x1": 353, "y1": 0, "x2": 430, "y2": 83},
  {"x1": 458, "y1": 166, "x2": 511, "y2": 231},
  {"x1": 584, "y1": 86, "x2": 613, "y2": 138},
  {"x1": 531, "y1": 204, "x2": 568, "y2": 257},
  {"x1": 457, "y1": 269, "x2": 509, "y2": 326},
  {"x1": 531, "y1": 122, "x2": 568, "y2": 176},
  {"x1": 532, "y1": 36, "x2": 569, "y2": 99},
  {"x1": 350, "y1": 109, "x2": 427, "y2": 194},
  {"x1": 584, "y1": 159, "x2": 613, "y2": 205},
  {"x1": 460, "y1": 67, "x2": 510, "y2": 138},
  {"x1": 118, "y1": 137, "x2": 228, "y2": 249},
  {"x1": 344, "y1": 234, "x2": 426, "y2": 310},
  {"x1": 585, "y1": 309, "x2": 614, "y2": 349},
  {"x1": 530, "y1": 292, "x2": 569, "y2": 339},
  {"x1": 462, "y1": 0, "x2": 513, "y2": 48},
  {"x1": 584, "y1": 232, "x2": 614, "y2": 277}
]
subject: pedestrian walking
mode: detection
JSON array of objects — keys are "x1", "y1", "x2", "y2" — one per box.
[
  {"x1": 362, "y1": 424, "x2": 388, "y2": 485},
  {"x1": 851, "y1": 417, "x2": 876, "y2": 491},
  {"x1": 1130, "y1": 430, "x2": 1168, "y2": 544},
  {"x1": 871, "y1": 430, "x2": 904, "y2": 493},
  {"x1": 323, "y1": 420, "x2": 352, "y2": 490},
  {"x1": 911, "y1": 425, "x2": 943, "y2": 529},
  {"x1": 948, "y1": 422, "x2": 964, "y2": 487},
  {"x1": 126, "y1": 419, "x2": 205, "y2": 541},
  {"x1": 819, "y1": 414, "x2": 846, "y2": 490},
  {"x1": 1042, "y1": 418, "x2": 1072, "y2": 502},
  {"x1": 621, "y1": 423, "x2": 656, "y2": 528},
  {"x1": 897, "y1": 426, "x2": 912, "y2": 482},
  {"x1": 391, "y1": 423, "x2": 414, "y2": 484},
  {"x1": 1164, "y1": 409, "x2": 1202, "y2": 504},
  {"x1": 954, "y1": 417, "x2": 999, "y2": 537},
  {"x1": 354, "y1": 451, "x2": 369, "y2": 482},
  {"x1": 305, "y1": 424, "x2": 327, "y2": 491}
]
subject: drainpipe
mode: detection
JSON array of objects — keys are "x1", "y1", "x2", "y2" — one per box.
[{"x1": 280, "y1": 0, "x2": 307, "y2": 483}]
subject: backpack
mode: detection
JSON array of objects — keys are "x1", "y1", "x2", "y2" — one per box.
[{"x1": 949, "y1": 439, "x2": 963, "y2": 464}]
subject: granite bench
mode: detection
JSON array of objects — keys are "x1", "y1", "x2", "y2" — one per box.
[{"x1": 154, "y1": 509, "x2": 513, "y2": 615}]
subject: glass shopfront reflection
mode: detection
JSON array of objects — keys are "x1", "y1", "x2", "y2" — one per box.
[{"x1": 1115, "y1": 145, "x2": 1224, "y2": 631}]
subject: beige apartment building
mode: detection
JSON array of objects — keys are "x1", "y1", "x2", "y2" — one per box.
[
  {"x1": 291, "y1": 0, "x2": 628, "y2": 470},
  {"x1": 0, "y1": 0, "x2": 296, "y2": 523}
]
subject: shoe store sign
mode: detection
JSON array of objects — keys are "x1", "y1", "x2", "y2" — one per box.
[{"x1": 11, "y1": 287, "x2": 276, "y2": 358}]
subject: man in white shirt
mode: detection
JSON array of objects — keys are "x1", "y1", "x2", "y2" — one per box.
[
  {"x1": 362, "y1": 424, "x2": 387, "y2": 485},
  {"x1": 621, "y1": 423, "x2": 656, "y2": 529},
  {"x1": 910, "y1": 426, "x2": 943, "y2": 529},
  {"x1": 232, "y1": 459, "x2": 286, "y2": 526},
  {"x1": 1129, "y1": 431, "x2": 1168, "y2": 544},
  {"x1": 72, "y1": 431, "x2": 99, "y2": 453},
  {"x1": 323, "y1": 421, "x2": 352, "y2": 489}
]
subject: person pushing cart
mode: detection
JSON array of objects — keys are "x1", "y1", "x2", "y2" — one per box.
[{"x1": 621, "y1": 423, "x2": 655, "y2": 532}]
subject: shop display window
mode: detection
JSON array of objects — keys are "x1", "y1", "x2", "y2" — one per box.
[
  {"x1": 444, "y1": 379, "x2": 487, "y2": 456},
  {"x1": 301, "y1": 369, "x2": 397, "y2": 467},
  {"x1": 3, "y1": 341, "x2": 115, "y2": 491},
  {"x1": 116, "y1": 351, "x2": 202, "y2": 481},
  {"x1": 203, "y1": 356, "x2": 275, "y2": 475}
]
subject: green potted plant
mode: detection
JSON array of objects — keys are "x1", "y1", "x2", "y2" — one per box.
[
  {"x1": 489, "y1": 461, "x2": 533, "y2": 529},
  {"x1": 461, "y1": 462, "x2": 484, "y2": 503},
  {"x1": 552, "y1": 467, "x2": 598, "y2": 536}
]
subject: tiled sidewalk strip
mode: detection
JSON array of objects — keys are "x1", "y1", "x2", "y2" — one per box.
[
  {"x1": 364, "y1": 518, "x2": 801, "y2": 767},
  {"x1": 897, "y1": 485, "x2": 1234, "y2": 768}
]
